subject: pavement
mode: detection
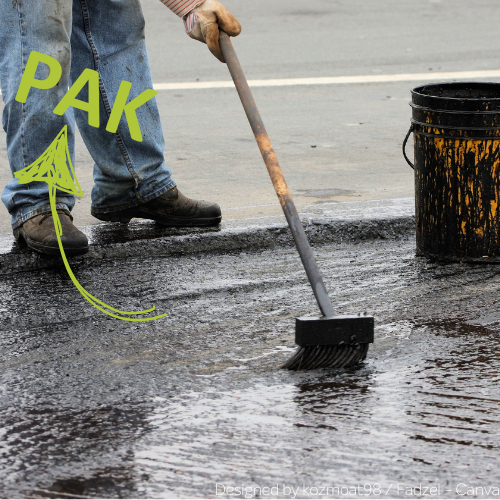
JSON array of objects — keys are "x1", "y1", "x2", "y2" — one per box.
[
  {"x1": 2, "y1": 0, "x2": 500, "y2": 239},
  {"x1": 3, "y1": 233, "x2": 500, "y2": 499},
  {"x1": 2, "y1": 0, "x2": 500, "y2": 498}
]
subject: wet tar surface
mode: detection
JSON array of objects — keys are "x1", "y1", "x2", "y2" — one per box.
[{"x1": 1, "y1": 235, "x2": 500, "y2": 498}]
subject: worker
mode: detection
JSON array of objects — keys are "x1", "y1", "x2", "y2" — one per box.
[{"x1": 0, "y1": 0, "x2": 241, "y2": 256}]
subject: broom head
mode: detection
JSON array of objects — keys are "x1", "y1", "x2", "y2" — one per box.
[{"x1": 282, "y1": 314, "x2": 374, "y2": 370}]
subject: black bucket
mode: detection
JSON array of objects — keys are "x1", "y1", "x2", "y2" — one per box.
[{"x1": 403, "y1": 82, "x2": 500, "y2": 262}]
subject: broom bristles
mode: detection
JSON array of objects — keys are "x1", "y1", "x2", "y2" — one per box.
[{"x1": 282, "y1": 343, "x2": 369, "y2": 370}]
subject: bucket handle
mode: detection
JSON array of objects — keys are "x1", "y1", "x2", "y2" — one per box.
[{"x1": 402, "y1": 124, "x2": 415, "y2": 170}]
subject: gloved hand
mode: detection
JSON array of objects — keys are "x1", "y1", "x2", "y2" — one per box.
[{"x1": 185, "y1": 0, "x2": 241, "y2": 63}]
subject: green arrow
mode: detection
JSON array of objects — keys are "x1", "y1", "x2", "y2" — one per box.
[{"x1": 15, "y1": 125, "x2": 167, "y2": 322}]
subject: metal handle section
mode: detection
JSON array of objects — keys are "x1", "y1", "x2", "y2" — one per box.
[
  {"x1": 219, "y1": 31, "x2": 335, "y2": 318},
  {"x1": 403, "y1": 125, "x2": 415, "y2": 169}
]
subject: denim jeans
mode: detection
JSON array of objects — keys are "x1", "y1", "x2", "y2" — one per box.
[{"x1": 0, "y1": 0, "x2": 176, "y2": 229}]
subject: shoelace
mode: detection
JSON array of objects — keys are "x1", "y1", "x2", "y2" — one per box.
[{"x1": 39, "y1": 209, "x2": 71, "y2": 225}]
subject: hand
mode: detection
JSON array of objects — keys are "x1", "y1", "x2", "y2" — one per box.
[{"x1": 185, "y1": 0, "x2": 241, "y2": 63}]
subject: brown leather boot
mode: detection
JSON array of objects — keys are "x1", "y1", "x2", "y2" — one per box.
[
  {"x1": 91, "y1": 187, "x2": 222, "y2": 227},
  {"x1": 13, "y1": 209, "x2": 89, "y2": 256}
]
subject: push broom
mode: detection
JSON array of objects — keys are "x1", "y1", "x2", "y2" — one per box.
[{"x1": 219, "y1": 32, "x2": 374, "y2": 370}]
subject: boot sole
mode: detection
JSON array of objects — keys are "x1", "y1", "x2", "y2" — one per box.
[
  {"x1": 14, "y1": 229, "x2": 89, "y2": 257},
  {"x1": 92, "y1": 209, "x2": 222, "y2": 227}
]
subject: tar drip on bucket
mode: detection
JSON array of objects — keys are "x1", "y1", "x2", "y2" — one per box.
[{"x1": 403, "y1": 82, "x2": 500, "y2": 262}]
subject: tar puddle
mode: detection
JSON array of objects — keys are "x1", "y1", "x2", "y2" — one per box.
[
  {"x1": 1, "y1": 239, "x2": 500, "y2": 498},
  {"x1": 131, "y1": 320, "x2": 500, "y2": 499}
]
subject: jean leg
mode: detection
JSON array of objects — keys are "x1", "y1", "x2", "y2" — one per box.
[
  {"x1": 71, "y1": 0, "x2": 175, "y2": 213},
  {"x1": 0, "y1": 0, "x2": 77, "y2": 229}
]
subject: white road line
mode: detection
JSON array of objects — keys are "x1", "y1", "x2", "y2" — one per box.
[
  {"x1": 2, "y1": 70, "x2": 499, "y2": 97},
  {"x1": 154, "y1": 70, "x2": 500, "y2": 91}
]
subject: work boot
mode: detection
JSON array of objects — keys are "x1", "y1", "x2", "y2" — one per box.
[
  {"x1": 91, "y1": 187, "x2": 222, "y2": 227},
  {"x1": 13, "y1": 209, "x2": 89, "y2": 256}
]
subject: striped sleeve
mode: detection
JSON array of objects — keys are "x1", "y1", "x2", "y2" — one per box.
[
  {"x1": 159, "y1": 0, "x2": 203, "y2": 18},
  {"x1": 183, "y1": 11, "x2": 198, "y2": 32}
]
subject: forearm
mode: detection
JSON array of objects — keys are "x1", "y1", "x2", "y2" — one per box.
[{"x1": 158, "y1": 0, "x2": 203, "y2": 18}]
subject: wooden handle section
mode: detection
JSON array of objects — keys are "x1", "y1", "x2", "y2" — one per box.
[{"x1": 219, "y1": 32, "x2": 335, "y2": 318}]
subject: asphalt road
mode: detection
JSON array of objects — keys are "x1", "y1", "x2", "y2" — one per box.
[
  {"x1": 2, "y1": 234, "x2": 500, "y2": 498},
  {"x1": 2, "y1": 0, "x2": 500, "y2": 233},
  {"x1": 2, "y1": 2, "x2": 500, "y2": 498}
]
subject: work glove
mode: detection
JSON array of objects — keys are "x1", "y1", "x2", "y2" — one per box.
[{"x1": 184, "y1": 0, "x2": 241, "y2": 63}]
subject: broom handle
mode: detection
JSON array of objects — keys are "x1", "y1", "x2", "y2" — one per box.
[{"x1": 219, "y1": 32, "x2": 335, "y2": 318}]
